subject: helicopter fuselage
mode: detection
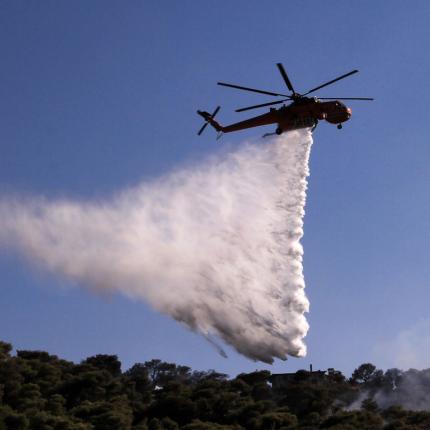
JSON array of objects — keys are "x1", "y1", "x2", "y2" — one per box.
[
  {"x1": 276, "y1": 98, "x2": 352, "y2": 133},
  {"x1": 203, "y1": 98, "x2": 352, "y2": 135}
]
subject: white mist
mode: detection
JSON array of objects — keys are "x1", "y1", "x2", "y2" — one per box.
[{"x1": 0, "y1": 130, "x2": 313, "y2": 363}]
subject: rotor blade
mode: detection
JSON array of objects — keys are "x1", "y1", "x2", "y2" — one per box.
[
  {"x1": 235, "y1": 99, "x2": 289, "y2": 113},
  {"x1": 303, "y1": 70, "x2": 359, "y2": 95},
  {"x1": 276, "y1": 63, "x2": 295, "y2": 93},
  {"x1": 217, "y1": 82, "x2": 289, "y2": 97},
  {"x1": 211, "y1": 106, "x2": 221, "y2": 117},
  {"x1": 197, "y1": 122, "x2": 208, "y2": 135},
  {"x1": 317, "y1": 97, "x2": 374, "y2": 100}
]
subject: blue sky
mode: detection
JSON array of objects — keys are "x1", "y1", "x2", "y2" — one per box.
[{"x1": 1, "y1": 0, "x2": 430, "y2": 376}]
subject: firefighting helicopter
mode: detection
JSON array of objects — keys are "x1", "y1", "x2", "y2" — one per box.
[{"x1": 197, "y1": 63, "x2": 373, "y2": 137}]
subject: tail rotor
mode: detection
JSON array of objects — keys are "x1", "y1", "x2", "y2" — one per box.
[{"x1": 197, "y1": 106, "x2": 221, "y2": 135}]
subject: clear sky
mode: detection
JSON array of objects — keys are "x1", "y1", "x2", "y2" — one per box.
[{"x1": 1, "y1": 0, "x2": 430, "y2": 376}]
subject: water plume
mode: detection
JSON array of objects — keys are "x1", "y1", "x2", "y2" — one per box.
[{"x1": 0, "y1": 130, "x2": 313, "y2": 363}]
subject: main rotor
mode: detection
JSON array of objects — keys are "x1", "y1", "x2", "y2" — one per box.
[{"x1": 217, "y1": 63, "x2": 373, "y2": 113}]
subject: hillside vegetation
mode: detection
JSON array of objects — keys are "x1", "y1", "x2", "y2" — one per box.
[{"x1": 1, "y1": 341, "x2": 430, "y2": 429}]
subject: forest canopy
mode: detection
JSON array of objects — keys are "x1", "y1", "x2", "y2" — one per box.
[{"x1": 1, "y1": 340, "x2": 430, "y2": 430}]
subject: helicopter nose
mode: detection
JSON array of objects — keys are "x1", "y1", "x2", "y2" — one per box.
[{"x1": 346, "y1": 107, "x2": 352, "y2": 117}]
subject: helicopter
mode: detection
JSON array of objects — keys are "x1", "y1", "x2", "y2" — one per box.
[{"x1": 197, "y1": 63, "x2": 373, "y2": 137}]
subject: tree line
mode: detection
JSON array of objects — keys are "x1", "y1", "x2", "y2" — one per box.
[{"x1": 1, "y1": 340, "x2": 430, "y2": 429}]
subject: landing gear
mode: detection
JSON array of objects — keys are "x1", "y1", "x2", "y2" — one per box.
[
  {"x1": 275, "y1": 127, "x2": 283, "y2": 135},
  {"x1": 337, "y1": 124, "x2": 343, "y2": 130}
]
